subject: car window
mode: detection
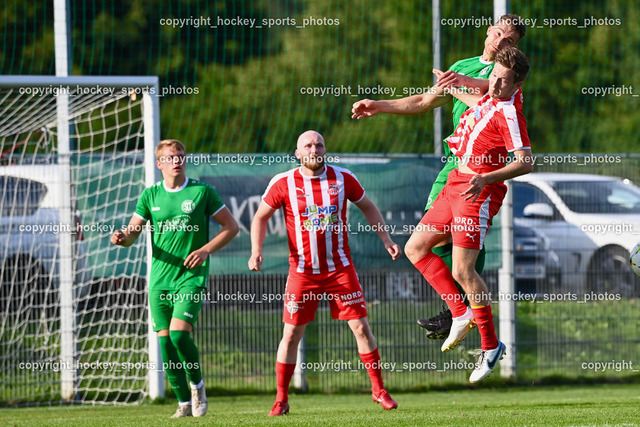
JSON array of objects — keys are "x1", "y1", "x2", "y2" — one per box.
[
  {"x1": 550, "y1": 180, "x2": 640, "y2": 214},
  {"x1": 0, "y1": 176, "x2": 48, "y2": 216},
  {"x1": 608, "y1": 187, "x2": 639, "y2": 210},
  {"x1": 512, "y1": 182, "x2": 556, "y2": 218}
]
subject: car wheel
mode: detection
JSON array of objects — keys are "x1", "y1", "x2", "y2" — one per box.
[{"x1": 587, "y1": 246, "x2": 637, "y2": 298}]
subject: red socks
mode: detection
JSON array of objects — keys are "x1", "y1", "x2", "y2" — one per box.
[
  {"x1": 359, "y1": 348, "x2": 384, "y2": 395},
  {"x1": 277, "y1": 351, "x2": 386, "y2": 400},
  {"x1": 413, "y1": 252, "x2": 467, "y2": 317},
  {"x1": 471, "y1": 305, "x2": 498, "y2": 350},
  {"x1": 275, "y1": 361, "x2": 296, "y2": 402}
]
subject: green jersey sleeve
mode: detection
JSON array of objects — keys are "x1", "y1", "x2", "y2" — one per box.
[
  {"x1": 206, "y1": 184, "x2": 225, "y2": 216},
  {"x1": 135, "y1": 188, "x2": 151, "y2": 220}
]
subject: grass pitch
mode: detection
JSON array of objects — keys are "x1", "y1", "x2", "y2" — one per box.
[{"x1": 2, "y1": 383, "x2": 639, "y2": 426}]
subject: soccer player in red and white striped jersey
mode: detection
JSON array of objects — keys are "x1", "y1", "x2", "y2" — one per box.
[
  {"x1": 351, "y1": 15, "x2": 528, "y2": 341},
  {"x1": 405, "y1": 47, "x2": 534, "y2": 383},
  {"x1": 259, "y1": 157, "x2": 363, "y2": 275},
  {"x1": 249, "y1": 130, "x2": 401, "y2": 416}
]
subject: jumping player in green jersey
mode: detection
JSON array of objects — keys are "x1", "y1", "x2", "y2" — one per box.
[
  {"x1": 351, "y1": 14, "x2": 526, "y2": 339},
  {"x1": 111, "y1": 139, "x2": 239, "y2": 418}
]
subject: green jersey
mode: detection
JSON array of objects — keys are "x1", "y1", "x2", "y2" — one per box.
[
  {"x1": 425, "y1": 56, "x2": 494, "y2": 210},
  {"x1": 444, "y1": 56, "x2": 494, "y2": 157},
  {"x1": 135, "y1": 177, "x2": 225, "y2": 291}
]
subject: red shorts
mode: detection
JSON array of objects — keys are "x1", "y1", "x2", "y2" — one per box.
[
  {"x1": 282, "y1": 264, "x2": 368, "y2": 325},
  {"x1": 420, "y1": 168, "x2": 507, "y2": 250}
]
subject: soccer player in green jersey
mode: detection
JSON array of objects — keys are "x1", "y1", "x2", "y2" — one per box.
[
  {"x1": 111, "y1": 139, "x2": 239, "y2": 418},
  {"x1": 351, "y1": 14, "x2": 526, "y2": 339}
]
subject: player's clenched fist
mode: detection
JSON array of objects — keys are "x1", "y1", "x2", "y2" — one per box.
[
  {"x1": 351, "y1": 99, "x2": 380, "y2": 119},
  {"x1": 111, "y1": 229, "x2": 126, "y2": 245},
  {"x1": 248, "y1": 254, "x2": 263, "y2": 271},
  {"x1": 385, "y1": 242, "x2": 402, "y2": 261}
]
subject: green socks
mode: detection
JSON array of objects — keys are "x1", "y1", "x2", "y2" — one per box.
[
  {"x1": 431, "y1": 243, "x2": 454, "y2": 271},
  {"x1": 170, "y1": 330, "x2": 203, "y2": 385},
  {"x1": 158, "y1": 335, "x2": 191, "y2": 402}
]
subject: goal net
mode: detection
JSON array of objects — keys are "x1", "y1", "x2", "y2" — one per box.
[{"x1": 0, "y1": 76, "x2": 161, "y2": 405}]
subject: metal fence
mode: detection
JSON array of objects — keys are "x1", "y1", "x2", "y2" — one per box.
[
  {"x1": 2, "y1": 153, "x2": 640, "y2": 406},
  {"x1": 194, "y1": 154, "x2": 640, "y2": 394}
]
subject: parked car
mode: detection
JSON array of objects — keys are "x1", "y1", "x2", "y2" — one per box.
[
  {"x1": 0, "y1": 165, "x2": 89, "y2": 316},
  {"x1": 483, "y1": 217, "x2": 562, "y2": 295},
  {"x1": 512, "y1": 173, "x2": 640, "y2": 296}
]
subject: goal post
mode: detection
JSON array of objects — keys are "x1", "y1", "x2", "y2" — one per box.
[{"x1": 0, "y1": 75, "x2": 161, "y2": 405}]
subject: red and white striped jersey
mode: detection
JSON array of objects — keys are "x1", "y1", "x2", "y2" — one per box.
[
  {"x1": 447, "y1": 88, "x2": 531, "y2": 174},
  {"x1": 262, "y1": 165, "x2": 365, "y2": 274}
]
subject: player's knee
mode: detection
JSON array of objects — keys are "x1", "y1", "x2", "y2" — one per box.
[
  {"x1": 350, "y1": 320, "x2": 374, "y2": 342},
  {"x1": 404, "y1": 240, "x2": 424, "y2": 264},
  {"x1": 280, "y1": 327, "x2": 304, "y2": 348},
  {"x1": 451, "y1": 266, "x2": 475, "y2": 286},
  {"x1": 350, "y1": 321, "x2": 366, "y2": 338}
]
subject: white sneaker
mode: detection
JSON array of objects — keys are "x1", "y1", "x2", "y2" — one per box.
[
  {"x1": 191, "y1": 384, "x2": 208, "y2": 417},
  {"x1": 441, "y1": 307, "x2": 475, "y2": 352},
  {"x1": 171, "y1": 404, "x2": 192, "y2": 418},
  {"x1": 469, "y1": 341, "x2": 506, "y2": 383}
]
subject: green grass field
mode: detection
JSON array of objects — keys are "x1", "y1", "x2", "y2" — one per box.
[
  {"x1": 3, "y1": 298, "x2": 639, "y2": 402},
  {"x1": 2, "y1": 384, "x2": 640, "y2": 426}
]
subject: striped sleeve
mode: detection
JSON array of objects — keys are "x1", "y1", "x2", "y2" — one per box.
[
  {"x1": 498, "y1": 104, "x2": 530, "y2": 152},
  {"x1": 341, "y1": 168, "x2": 365, "y2": 203},
  {"x1": 262, "y1": 173, "x2": 288, "y2": 209}
]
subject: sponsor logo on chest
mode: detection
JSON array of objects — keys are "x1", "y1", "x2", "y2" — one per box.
[{"x1": 302, "y1": 204, "x2": 339, "y2": 229}]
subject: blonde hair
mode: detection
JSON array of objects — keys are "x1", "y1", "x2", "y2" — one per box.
[{"x1": 155, "y1": 139, "x2": 186, "y2": 159}]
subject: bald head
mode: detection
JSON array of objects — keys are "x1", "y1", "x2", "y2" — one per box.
[
  {"x1": 297, "y1": 130, "x2": 325, "y2": 150},
  {"x1": 295, "y1": 130, "x2": 327, "y2": 175}
]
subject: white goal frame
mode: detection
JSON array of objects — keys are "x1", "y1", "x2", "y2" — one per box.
[{"x1": 0, "y1": 75, "x2": 163, "y2": 403}]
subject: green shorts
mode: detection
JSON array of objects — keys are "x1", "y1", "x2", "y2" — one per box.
[
  {"x1": 425, "y1": 155, "x2": 458, "y2": 211},
  {"x1": 149, "y1": 286, "x2": 206, "y2": 332}
]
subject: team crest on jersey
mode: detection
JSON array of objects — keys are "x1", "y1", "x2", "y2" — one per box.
[
  {"x1": 328, "y1": 183, "x2": 340, "y2": 196},
  {"x1": 182, "y1": 200, "x2": 195, "y2": 213},
  {"x1": 479, "y1": 66, "x2": 492, "y2": 76},
  {"x1": 286, "y1": 300, "x2": 300, "y2": 319}
]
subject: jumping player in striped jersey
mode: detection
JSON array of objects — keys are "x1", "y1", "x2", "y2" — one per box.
[
  {"x1": 351, "y1": 14, "x2": 527, "y2": 340},
  {"x1": 248, "y1": 130, "x2": 401, "y2": 415},
  {"x1": 405, "y1": 47, "x2": 533, "y2": 383}
]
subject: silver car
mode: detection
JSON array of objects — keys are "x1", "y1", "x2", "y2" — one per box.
[
  {"x1": 0, "y1": 165, "x2": 89, "y2": 316},
  {"x1": 512, "y1": 173, "x2": 640, "y2": 296}
]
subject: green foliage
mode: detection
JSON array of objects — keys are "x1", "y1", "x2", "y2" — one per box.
[{"x1": 1, "y1": 1, "x2": 639, "y2": 153}]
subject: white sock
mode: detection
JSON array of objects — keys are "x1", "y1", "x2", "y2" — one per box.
[
  {"x1": 190, "y1": 379, "x2": 204, "y2": 390},
  {"x1": 178, "y1": 400, "x2": 192, "y2": 407},
  {"x1": 454, "y1": 307, "x2": 473, "y2": 320}
]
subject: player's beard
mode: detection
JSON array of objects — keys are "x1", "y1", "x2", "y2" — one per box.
[{"x1": 302, "y1": 155, "x2": 326, "y2": 171}]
